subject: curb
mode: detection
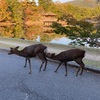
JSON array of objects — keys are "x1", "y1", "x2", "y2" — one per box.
[
  {"x1": 68, "y1": 63, "x2": 100, "y2": 74},
  {"x1": 47, "y1": 58, "x2": 100, "y2": 75}
]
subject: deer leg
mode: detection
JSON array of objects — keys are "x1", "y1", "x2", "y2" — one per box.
[
  {"x1": 24, "y1": 58, "x2": 27, "y2": 68},
  {"x1": 76, "y1": 68, "x2": 81, "y2": 77},
  {"x1": 75, "y1": 58, "x2": 85, "y2": 76},
  {"x1": 39, "y1": 61, "x2": 44, "y2": 73},
  {"x1": 37, "y1": 53, "x2": 47, "y2": 72},
  {"x1": 64, "y1": 62, "x2": 67, "y2": 76},
  {"x1": 55, "y1": 62, "x2": 62, "y2": 73},
  {"x1": 43, "y1": 59, "x2": 47, "y2": 71},
  {"x1": 79, "y1": 62, "x2": 85, "y2": 75},
  {"x1": 27, "y1": 58, "x2": 32, "y2": 74}
]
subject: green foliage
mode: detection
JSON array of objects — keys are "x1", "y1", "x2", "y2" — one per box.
[
  {"x1": 51, "y1": 22, "x2": 68, "y2": 35},
  {"x1": 40, "y1": 34, "x2": 50, "y2": 42},
  {"x1": 93, "y1": 6, "x2": 100, "y2": 16},
  {"x1": 38, "y1": 0, "x2": 53, "y2": 11},
  {"x1": 5, "y1": 0, "x2": 25, "y2": 38},
  {"x1": 52, "y1": 14, "x2": 100, "y2": 46}
]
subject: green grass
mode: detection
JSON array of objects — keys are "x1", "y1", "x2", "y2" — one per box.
[{"x1": 84, "y1": 59, "x2": 100, "y2": 68}]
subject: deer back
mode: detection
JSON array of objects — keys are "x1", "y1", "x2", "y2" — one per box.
[
  {"x1": 62, "y1": 49, "x2": 85, "y2": 60},
  {"x1": 46, "y1": 49, "x2": 85, "y2": 61},
  {"x1": 25, "y1": 44, "x2": 47, "y2": 55}
]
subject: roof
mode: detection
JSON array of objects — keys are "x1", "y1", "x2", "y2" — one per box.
[{"x1": 43, "y1": 12, "x2": 56, "y2": 16}]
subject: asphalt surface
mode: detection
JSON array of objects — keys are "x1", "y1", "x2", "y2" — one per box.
[{"x1": 0, "y1": 49, "x2": 100, "y2": 100}]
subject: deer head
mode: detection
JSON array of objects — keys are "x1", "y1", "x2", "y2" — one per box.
[
  {"x1": 8, "y1": 46, "x2": 19, "y2": 55},
  {"x1": 46, "y1": 52, "x2": 55, "y2": 58}
]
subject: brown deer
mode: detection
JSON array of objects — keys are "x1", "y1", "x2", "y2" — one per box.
[
  {"x1": 8, "y1": 43, "x2": 48, "y2": 74},
  {"x1": 46, "y1": 48, "x2": 85, "y2": 76}
]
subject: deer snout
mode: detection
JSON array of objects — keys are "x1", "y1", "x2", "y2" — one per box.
[
  {"x1": 8, "y1": 52, "x2": 12, "y2": 55},
  {"x1": 8, "y1": 51, "x2": 13, "y2": 55}
]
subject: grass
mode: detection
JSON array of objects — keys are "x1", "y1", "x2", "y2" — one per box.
[{"x1": 83, "y1": 59, "x2": 100, "y2": 68}]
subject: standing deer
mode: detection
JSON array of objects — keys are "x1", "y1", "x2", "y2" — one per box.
[
  {"x1": 46, "y1": 48, "x2": 85, "y2": 76},
  {"x1": 8, "y1": 43, "x2": 48, "y2": 74}
]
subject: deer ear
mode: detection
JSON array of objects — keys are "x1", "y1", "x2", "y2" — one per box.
[
  {"x1": 15, "y1": 46, "x2": 19, "y2": 49},
  {"x1": 10, "y1": 47, "x2": 12, "y2": 50}
]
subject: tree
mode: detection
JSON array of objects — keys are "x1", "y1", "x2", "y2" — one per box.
[
  {"x1": 38, "y1": 0, "x2": 53, "y2": 10},
  {"x1": 5, "y1": 0, "x2": 25, "y2": 38},
  {"x1": 0, "y1": 1, "x2": 11, "y2": 22},
  {"x1": 51, "y1": 22, "x2": 68, "y2": 35},
  {"x1": 51, "y1": 14, "x2": 100, "y2": 47},
  {"x1": 22, "y1": 1, "x2": 39, "y2": 39},
  {"x1": 0, "y1": 0, "x2": 13, "y2": 37}
]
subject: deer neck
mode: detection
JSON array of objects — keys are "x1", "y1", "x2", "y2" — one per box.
[
  {"x1": 49, "y1": 54, "x2": 60, "y2": 61},
  {"x1": 14, "y1": 49, "x2": 25, "y2": 57}
]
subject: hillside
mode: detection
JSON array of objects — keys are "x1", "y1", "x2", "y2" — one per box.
[{"x1": 67, "y1": 0, "x2": 100, "y2": 8}]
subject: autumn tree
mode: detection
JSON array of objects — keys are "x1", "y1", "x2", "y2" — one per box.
[
  {"x1": 5, "y1": 0, "x2": 25, "y2": 38},
  {"x1": 22, "y1": 0, "x2": 40, "y2": 39},
  {"x1": 38, "y1": 0, "x2": 53, "y2": 11},
  {"x1": 0, "y1": 1, "x2": 11, "y2": 22},
  {"x1": 0, "y1": 0, "x2": 13, "y2": 37}
]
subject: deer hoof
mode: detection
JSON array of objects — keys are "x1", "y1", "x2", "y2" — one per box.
[
  {"x1": 65, "y1": 74, "x2": 67, "y2": 76},
  {"x1": 76, "y1": 74, "x2": 78, "y2": 77},
  {"x1": 80, "y1": 72, "x2": 83, "y2": 75},
  {"x1": 55, "y1": 71, "x2": 57, "y2": 73},
  {"x1": 80, "y1": 73, "x2": 82, "y2": 75},
  {"x1": 43, "y1": 69, "x2": 46, "y2": 71},
  {"x1": 29, "y1": 72, "x2": 31, "y2": 74}
]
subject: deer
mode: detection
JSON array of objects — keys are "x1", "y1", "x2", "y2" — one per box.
[
  {"x1": 46, "y1": 48, "x2": 85, "y2": 76},
  {"x1": 8, "y1": 43, "x2": 48, "y2": 74}
]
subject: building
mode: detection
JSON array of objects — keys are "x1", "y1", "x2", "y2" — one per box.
[{"x1": 42, "y1": 12, "x2": 57, "y2": 34}]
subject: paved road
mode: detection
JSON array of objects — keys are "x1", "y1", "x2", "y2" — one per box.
[{"x1": 0, "y1": 49, "x2": 100, "y2": 100}]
